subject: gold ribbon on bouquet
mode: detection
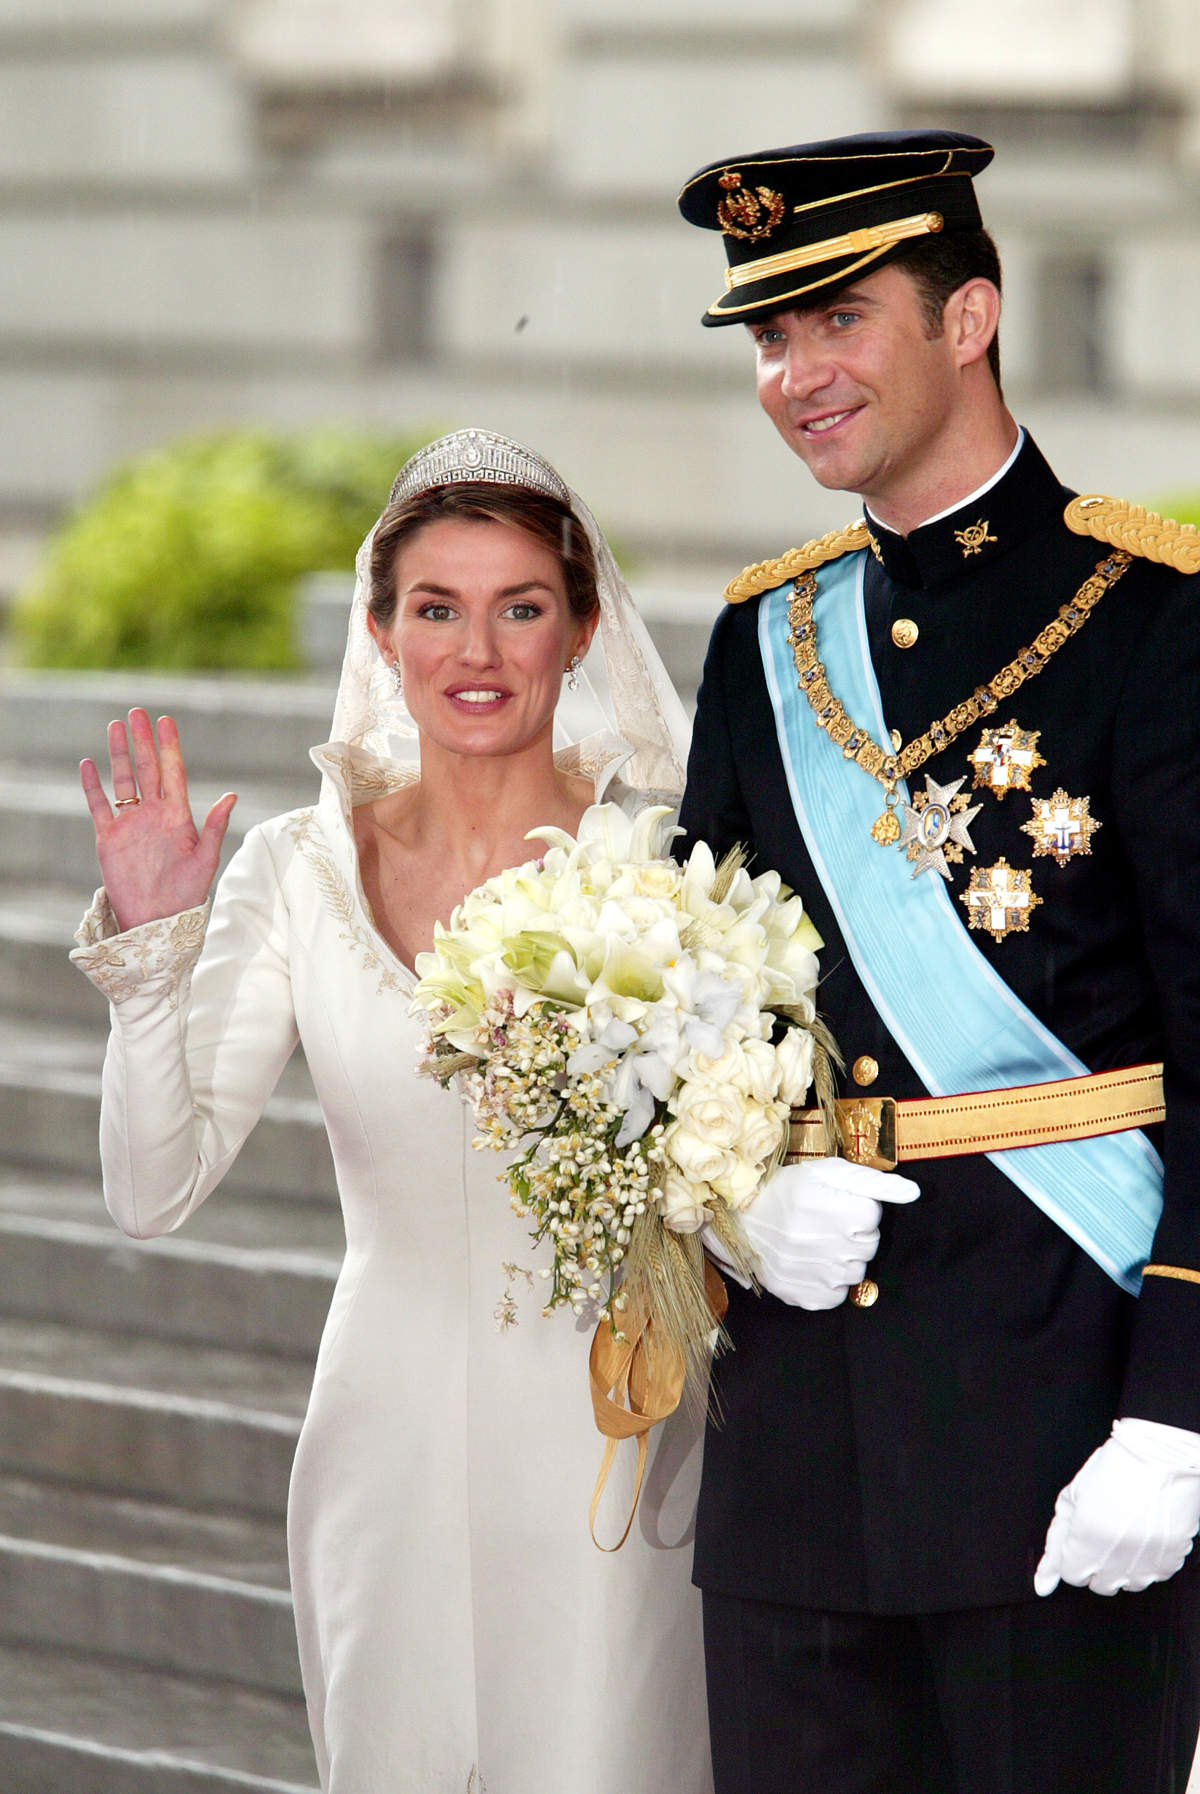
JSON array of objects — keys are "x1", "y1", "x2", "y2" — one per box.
[{"x1": 588, "y1": 1256, "x2": 728, "y2": 1551}]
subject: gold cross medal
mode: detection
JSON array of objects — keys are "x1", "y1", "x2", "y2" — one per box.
[
  {"x1": 896, "y1": 774, "x2": 983, "y2": 880},
  {"x1": 1020, "y1": 788, "x2": 1101, "y2": 864},
  {"x1": 967, "y1": 719, "x2": 1044, "y2": 800},
  {"x1": 959, "y1": 857, "x2": 1043, "y2": 942}
]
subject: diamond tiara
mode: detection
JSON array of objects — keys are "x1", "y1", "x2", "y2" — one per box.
[{"x1": 389, "y1": 428, "x2": 571, "y2": 507}]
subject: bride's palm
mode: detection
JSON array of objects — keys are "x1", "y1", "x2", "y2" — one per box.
[{"x1": 80, "y1": 708, "x2": 237, "y2": 932}]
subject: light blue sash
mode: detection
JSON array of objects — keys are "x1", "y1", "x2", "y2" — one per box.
[{"x1": 758, "y1": 552, "x2": 1161, "y2": 1294}]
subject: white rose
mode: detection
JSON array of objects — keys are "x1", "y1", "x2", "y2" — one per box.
[
  {"x1": 738, "y1": 1099, "x2": 786, "y2": 1169},
  {"x1": 596, "y1": 893, "x2": 677, "y2": 939},
  {"x1": 740, "y1": 1037, "x2": 781, "y2": 1105},
  {"x1": 774, "y1": 1026, "x2": 815, "y2": 1107},
  {"x1": 658, "y1": 1170, "x2": 710, "y2": 1234},
  {"x1": 672, "y1": 1080, "x2": 745, "y2": 1149},
  {"x1": 664, "y1": 1123, "x2": 736, "y2": 1187},
  {"x1": 685, "y1": 1039, "x2": 750, "y2": 1090},
  {"x1": 708, "y1": 1155, "x2": 765, "y2": 1210},
  {"x1": 632, "y1": 860, "x2": 683, "y2": 900}
]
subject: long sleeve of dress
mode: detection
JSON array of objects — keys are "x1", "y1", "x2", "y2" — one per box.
[{"x1": 70, "y1": 824, "x2": 298, "y2": 1239}]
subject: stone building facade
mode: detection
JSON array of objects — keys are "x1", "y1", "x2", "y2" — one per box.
[{"x1": 1, "y1": 0, "x2": 1199, "y2": 602}]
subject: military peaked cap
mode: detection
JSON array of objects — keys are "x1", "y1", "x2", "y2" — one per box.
[{"x1": 678, "y1": 128, "x2": 995, "y2": 326}]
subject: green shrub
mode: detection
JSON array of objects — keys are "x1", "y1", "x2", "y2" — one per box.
[
  {"x1": 13, "y1": 426, "x2": 434, "y2": 671},
  {"x1": 1157, "y1": 495, "x2": 1200, "y2": 531}
]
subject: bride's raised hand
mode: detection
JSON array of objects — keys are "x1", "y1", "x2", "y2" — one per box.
[{"x1": 80, "y1": 708, "x2": 238, "y2": 932}]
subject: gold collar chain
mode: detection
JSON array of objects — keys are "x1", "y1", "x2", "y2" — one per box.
[{"x1": 786, "y1": 550, "x2": 1132, "y2": 844}]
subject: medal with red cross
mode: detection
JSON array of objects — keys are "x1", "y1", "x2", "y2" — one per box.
[
  {"x1": 967, "y1": 719, "x2": 1045, "y2": 800},
  {"x1": 958, "y1": 857, "x2": 1043, "y2": 942},
  {"x1": 1020, "y1": 788, "x2": 1101, "y2": 865}
]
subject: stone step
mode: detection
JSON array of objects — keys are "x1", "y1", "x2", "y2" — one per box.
[
  {"x1": 0, "y1": 1473, "x2": 300, "y2": 1694},
  {"x1": 0, "y1": 669, "x2": 335, "y2": 780},
  {"x1": 0, "y1": 882, "x2": 137, "y2": 1025},
  {"x1": 0, "y1": 1164, "x2": 343, "y2": 1267},
  {"x1": 0, "y1": 1641, "x2": 316, "y2": 1794},
  {"x1": 0, "y1": 1316, "x2": 307, "y2": 1514},
  {"x1": 0, "y1": 885, "x2": 94, "y2": 1025},
  {"x1": 0, "y1": 764, "x2": 316, "y2": 890},
  {"x1": 0, "y1": 1174, "x2": 341, "y2": 1355},
  {"x1": 0, "y1": 1012, "x2": 337, "y2": 1204}
]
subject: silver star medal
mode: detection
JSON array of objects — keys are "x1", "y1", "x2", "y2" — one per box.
[{"x1": 896, "y1": 774, "x2": 982, "y2": 880}]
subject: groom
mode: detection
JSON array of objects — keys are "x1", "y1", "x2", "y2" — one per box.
[{"x1": 676, "y1": 129, "x2": 1200, "y2": 1793}]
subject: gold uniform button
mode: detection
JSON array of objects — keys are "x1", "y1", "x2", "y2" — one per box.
[
  {"x1": 890, "y1": 728, "x2": 903, "y2": 752},
  {"x1": 891, "y1": 618, "x2": 919, "y2": 649},
  {"x1": 852, "y1": 1055, "x2": 879, "y2": 1087},
  {"x1": 850, "y1": 1279, "x2": 880, "y2": 1308}
]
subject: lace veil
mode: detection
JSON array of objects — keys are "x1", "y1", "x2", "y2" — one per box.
[{"x1": 327, "y1": 428, "x2": 691, "y2": 800}]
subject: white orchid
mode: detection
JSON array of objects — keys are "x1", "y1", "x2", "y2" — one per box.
[{"x1": 661, "y1": 959, "x2": 744, "y2": 1059}]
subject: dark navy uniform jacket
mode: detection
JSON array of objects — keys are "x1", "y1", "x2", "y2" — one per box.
[{"x1": 678, "y1": 434, "x2": 1200, "y2": 1614}]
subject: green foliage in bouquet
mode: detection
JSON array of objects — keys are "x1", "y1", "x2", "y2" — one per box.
[{"x1": 13, "y1": 425, "x2": 434, "y2": 671}]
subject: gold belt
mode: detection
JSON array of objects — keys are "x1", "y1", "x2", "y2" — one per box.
[{"x1": 786, "y1": 1063, "x2": 1165, "y2": 1172}]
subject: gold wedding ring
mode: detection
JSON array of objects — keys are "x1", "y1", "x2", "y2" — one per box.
[{"x1": 114, "y1": 796, "x2": 141, "y2": 808}]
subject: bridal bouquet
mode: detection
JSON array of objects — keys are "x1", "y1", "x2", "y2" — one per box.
[{"x1": 410, "y1": 804, "x2": 834, "y2": 1373}]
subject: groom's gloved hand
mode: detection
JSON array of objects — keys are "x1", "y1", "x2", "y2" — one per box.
[
  {"x1": 703, "y1": 1156, "x2": 920, "y2": 1309},
  {"x1": 1034, "y1": 1417, "x2": 1200, "y2": 1597}
]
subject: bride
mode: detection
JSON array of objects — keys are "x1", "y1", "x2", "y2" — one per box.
[{"x1": 72, "y1": 430, "x2": 713, "y2": 1794}]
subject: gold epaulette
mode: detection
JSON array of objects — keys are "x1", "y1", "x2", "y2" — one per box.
[
  {"x1": 723, "y1": 519, "x2": 870, "y2": 604},
  {"x1": 1065, "y1": 495, "x2": 1200, "y2": 576}
]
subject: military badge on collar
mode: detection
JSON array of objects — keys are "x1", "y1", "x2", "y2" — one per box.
[
  {"x1": 897, "y1": 774, "x2": 982, "y2": 880},
  {"x1": 959, "y1": 858, "x2": 1042, "y2": 942},
  {"x1": 1021, "y1": 789, "x2": 1101, "y2": 865},
  {"x1": 954, "y1": 519, "x2": 998, "y2": 557},
  {"x1": 968, "y1": 719, "x2": 1044, "y2": 800}
]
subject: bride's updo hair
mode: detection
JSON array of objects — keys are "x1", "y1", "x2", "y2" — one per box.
[{"x1": 367, "y1": 483, "x2": 600, "y2": 630}]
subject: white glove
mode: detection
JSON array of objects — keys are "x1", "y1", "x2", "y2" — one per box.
[
  {"x1": 703, "y1": 1156, "x2": 920, "y2": 1310},
  {"x1": 1034, "y1": 1417, "x2": 1200, "y2": 1597}
]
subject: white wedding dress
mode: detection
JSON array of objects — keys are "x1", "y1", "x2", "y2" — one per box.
[{"x1": 72, "y1": 740, "x2": 713, "y2": 1794}]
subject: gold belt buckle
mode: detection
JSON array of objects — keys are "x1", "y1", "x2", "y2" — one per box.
[{"x1": 835, "y1": 1097, "x2": 898, "y2": 1171}]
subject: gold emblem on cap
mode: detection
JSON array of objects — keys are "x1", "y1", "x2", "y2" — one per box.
[
  {"x1": 1020, "y1": 788, "x2": 1101, "y2": 865},
  {"x1": 954, "y1": 519, "x2": 998, "y2": 558},
  {"x1": 891, "y1": 618, "x2": 919, "y2": 649},
  {"x1": 716, "y1": 171, "x2": 786, "y2": 243},
  {"x1": 959, "y1": 858, "x2": 1042, "y2": 942}
]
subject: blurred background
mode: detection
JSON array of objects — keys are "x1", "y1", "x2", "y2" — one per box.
[
  {"x1": 1, "y1": 2, "x2": 1199, "y2": 1788},
  {"x1": 2, "y1": 0, "x2": 1200, "y2": 650}
]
